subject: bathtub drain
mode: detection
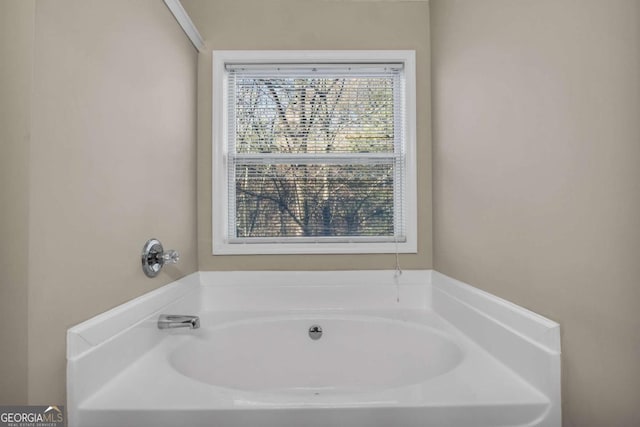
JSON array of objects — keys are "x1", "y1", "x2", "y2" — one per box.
[{"x1": 308, "y1": 325, "x2": 323, "y2": 340}]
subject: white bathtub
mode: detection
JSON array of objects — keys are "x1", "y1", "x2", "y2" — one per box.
[
  {"x1": 171, "y1": 314, "x2": 463, "y2": 394},
  {"x1": 67, "y1": 271, "x2": 561, "y2": 427}
]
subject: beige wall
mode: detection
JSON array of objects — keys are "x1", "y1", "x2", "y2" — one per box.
[
  {"x1": 21, "y1": 0, "x2": 198, "y2": 404},
  {"x1": 0, "y1": 0, "x2": 35, "y2": 405},
  {"x1": 431, "y1": 1, "x2": 640, "y2": 426},
  {"x1": 181, "y1": 0, "x2": 432, "y2": 271}
]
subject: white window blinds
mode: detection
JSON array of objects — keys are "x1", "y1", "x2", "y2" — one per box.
[{"x1": 225, "y1": 63, "x2": 407, "y2": 244}]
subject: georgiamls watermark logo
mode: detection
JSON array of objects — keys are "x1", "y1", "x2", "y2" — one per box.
[{"x1": 0, "y1": 405, "x2": 64, "y2": 427}]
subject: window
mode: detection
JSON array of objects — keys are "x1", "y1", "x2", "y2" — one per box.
[{"x1": 212, "y1": 51, "x2": 416, "y2": 254}]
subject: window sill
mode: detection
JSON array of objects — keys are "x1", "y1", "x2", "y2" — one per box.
[{"x1": 212, "y1": 240, "x2": 417, "y2": 255}]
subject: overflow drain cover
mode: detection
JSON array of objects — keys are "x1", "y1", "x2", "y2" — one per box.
[{"x1": 308, "y1": 324, "x2": 323, "y2": 340}]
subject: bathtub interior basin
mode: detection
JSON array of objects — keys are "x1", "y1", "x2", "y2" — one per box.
[{"x1": 169, "y1": 315, "x2": 464, "y2": 393}]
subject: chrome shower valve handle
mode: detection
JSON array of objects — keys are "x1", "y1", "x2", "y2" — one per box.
[
  {"x1": 162, "y1": 249, "x2": 180, "y2": 264},
  {"x1": 141, "y1": 238, "x2": 180, "y2": 278}
]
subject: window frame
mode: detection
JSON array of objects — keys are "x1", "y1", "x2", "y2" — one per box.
[{"x1": 212, "y1": 50, "x2": 417, "y2": 255}]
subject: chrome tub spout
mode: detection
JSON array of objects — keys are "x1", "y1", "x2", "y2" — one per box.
[{"x1": 158, "y1": 314, "x2": 200, "y2": 330}]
